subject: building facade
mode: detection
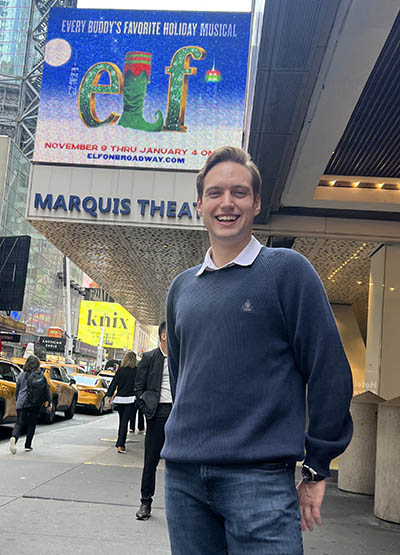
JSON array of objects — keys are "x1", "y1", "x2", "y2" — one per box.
[
  {"x1": 0, "y1": 137, "x2": 84, "y2": 357},
  {"x1": 0, "y1": 1, "x2": 82, "y2": 357}
]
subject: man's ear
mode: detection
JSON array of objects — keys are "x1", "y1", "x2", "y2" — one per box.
[
  {"x1": 196, "y1": 197, "x2": 203, "y2": 217},
  {"x1": 254, "y1": 193, "x2": 261, "y2": 216}
]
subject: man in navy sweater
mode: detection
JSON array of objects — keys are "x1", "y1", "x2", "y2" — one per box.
[{"x1": 162, "y1": 146, "x2": 353, "y2": 554}]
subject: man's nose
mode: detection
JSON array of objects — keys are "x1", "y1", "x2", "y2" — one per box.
[{"x1": 220, "y1": 191, "x2": 234, "y2": 208}]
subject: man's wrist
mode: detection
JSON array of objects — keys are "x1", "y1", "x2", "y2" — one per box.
[{"x1": 301, "y1": 464, "x2": 325, "y2": 483}]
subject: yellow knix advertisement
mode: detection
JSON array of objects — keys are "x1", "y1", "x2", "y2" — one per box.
[{"x1": 78, "y1": 301, "x2": 135, "y2": 349}]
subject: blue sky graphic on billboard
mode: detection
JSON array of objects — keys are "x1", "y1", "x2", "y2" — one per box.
[{"x1": 33, "y1": 8, "x2": 251, "y2": 170}]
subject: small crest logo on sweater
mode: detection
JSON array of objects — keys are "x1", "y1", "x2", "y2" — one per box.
[{"x1": 241, "y1": 300, "x2": 254, "y2": 313}]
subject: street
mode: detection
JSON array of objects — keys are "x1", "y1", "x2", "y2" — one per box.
[
  {"x1": 0, "y1": 411, "x2": 170, "y2": 555},
  {"x1": 0, "y1": 411, "x2": 399, "y2": 555}
]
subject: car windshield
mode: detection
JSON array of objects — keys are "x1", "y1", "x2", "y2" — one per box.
[
  {"x1": 74, "y1": 375, "x2": 98, "y2": 386},
  {"x1": 63, "y1": 365, "x2": 76, "y2": 374}
]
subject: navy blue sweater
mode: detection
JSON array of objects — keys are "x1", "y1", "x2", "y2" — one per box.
[{"x1": 162, "y1": 247, "x2": 353, "y2": 476}]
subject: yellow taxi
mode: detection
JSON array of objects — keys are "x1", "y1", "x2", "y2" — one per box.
[
  {"x1": 60, "y1": 363, "x2": 85, "y2": 376},
  {"x1": 73, "y1": 373, "x2": 110, "y2": 414},
  {"x1": 97, "y1": 368, "x2": 116, "y2": 387},
  {"x1": 39, "y1": 362, "x2": 78, "y2": 423},
  {"x1": 0, "y1": 358, "x2": 21, "y2": 425},
  {"x1": 11, "y1": 357, "x2": 27, "y2": 368}
]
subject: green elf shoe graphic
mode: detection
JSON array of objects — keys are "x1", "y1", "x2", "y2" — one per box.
[{"x1": 118, "y1": 52, "x2": 163, "y2": 132}]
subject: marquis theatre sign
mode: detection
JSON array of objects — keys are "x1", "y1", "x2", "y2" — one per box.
[{"x1": 33, "y1": 8, "x2": 251, "y2": 171}]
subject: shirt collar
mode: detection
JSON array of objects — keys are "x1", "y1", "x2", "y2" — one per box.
[{"x1": 196, "y1": 236, "x2": 262, "y2": 276}]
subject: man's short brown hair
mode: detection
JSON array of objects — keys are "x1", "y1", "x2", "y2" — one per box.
[{"x1": 196, "y1": 146, "x2": 262, "y2": 199}]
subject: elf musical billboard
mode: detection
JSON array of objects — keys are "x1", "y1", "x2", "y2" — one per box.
[{"x1": 33, "y1": 8, "x2": 251, "y2": 171}]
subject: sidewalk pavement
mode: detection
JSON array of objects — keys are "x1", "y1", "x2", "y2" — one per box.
[{"x1": 0, "y1": 412, "x2": 399, "y2": 554}]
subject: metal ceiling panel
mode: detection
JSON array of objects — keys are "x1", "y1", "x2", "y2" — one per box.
[
  {"x1": 325, "y1": 10, "x2": 400, "y2": 177},
  {"x1": 275, "y1": 0, "x2": 323, "y2": 70},
  {"x1": 249, "y1": 0, "x2": 341, "y2": 223},
  {"x1": 261, "y1": 72, "x2": 307, "y2": 133},
  {"x1": 250, "y1": 133, "x2": 287, "y2": 181}
]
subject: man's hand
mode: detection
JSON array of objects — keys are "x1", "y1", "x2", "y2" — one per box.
[{"x1": 297, "y1": 479, "x2": 326, "y2": 531}]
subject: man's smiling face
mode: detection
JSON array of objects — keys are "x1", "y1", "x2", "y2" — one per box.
[{"x1": 197, "y1": 161, "x2": 261, "y2": 248}]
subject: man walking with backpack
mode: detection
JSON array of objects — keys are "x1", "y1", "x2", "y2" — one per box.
[{"x1": 9, "y1": 355, "x2": 51, "y2": 454}]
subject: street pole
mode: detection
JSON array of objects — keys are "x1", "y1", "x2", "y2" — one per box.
[
  {"x1": 96, "y1": 326, "x2": 105, "y2": 369},
  {"x1": 63, "y1": 256, "x2": 74, "y2": 363}
]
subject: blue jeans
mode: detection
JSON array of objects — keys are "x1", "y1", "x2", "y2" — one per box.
[{"x1": 165, "y1": 461, "x2": 303, "y2": 555}]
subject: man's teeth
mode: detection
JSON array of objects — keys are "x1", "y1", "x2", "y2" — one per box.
[{"x1": 216, "y1": 216, "x2": 238, "y2": 221}]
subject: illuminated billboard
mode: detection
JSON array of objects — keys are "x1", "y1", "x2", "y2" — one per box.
[
  {"x1": 78, "y1": 301, "x2": 135, "y2": 350},
  {"x1": 33, "y1": 8, "x2": 251, "y2": 171}
]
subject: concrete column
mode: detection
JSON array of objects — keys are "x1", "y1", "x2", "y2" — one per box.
[
  {"x1": 338, "y1": 391, "x2": 384, "y2": 495},
  {"x1": 365, "y1": 244, "x2": 400, "y2": 399},
  {"x1": 374, "y1": 397, "x2": 400, "y2": 523}
]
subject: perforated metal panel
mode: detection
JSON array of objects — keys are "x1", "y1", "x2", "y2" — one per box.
[
  {"x1": 31, "y1": 219, "x2": 271, "y2": 325},
  {"x1": 293, "y1": 237, "x2": 379, "y2": 339},
  {"x1": 31, "y1": 219, "x2": 374, "y2": 337}
]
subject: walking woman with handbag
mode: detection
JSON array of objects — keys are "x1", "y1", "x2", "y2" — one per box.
[
  {"x1": 105, "y1": 351, "x2": 137, "y2": 454},
  {"x1": 9, "y1": 355, "x2": 51, "y2": 454}
]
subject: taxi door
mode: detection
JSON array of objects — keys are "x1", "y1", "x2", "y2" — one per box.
[
  {"x1": 59, "y1": 366, "x2": 75, "y2": 406},
  {"x1": 50, "y1": 366, "x2": 68, "y2": 408},
  {"x1": 0, "y1": 361, "x2": 18, "y2": 421}
]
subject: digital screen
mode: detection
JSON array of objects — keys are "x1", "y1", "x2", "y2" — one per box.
[
  {"x1": 77, "y1": 301, "x2": 135, "y2": 349},
  {"x1": 33, "y1": 8, "x2": 251, "y2": 170}
]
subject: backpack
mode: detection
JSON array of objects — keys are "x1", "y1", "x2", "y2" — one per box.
[{"x1": 27, "y1": 371, "x2": 48, "y2": 406}]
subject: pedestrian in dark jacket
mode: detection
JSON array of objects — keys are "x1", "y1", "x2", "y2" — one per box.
[
  {"x1": 106, "y1": 351, "x2": 137, "y2": 454},
  {"x1": 134, "y1": 322, "x2": 171, "y2": 520},
  {"x1": 129, "y1": 388, "x2": 145, "y2": 434},
  {"x1": 10, "y1": 355, "x2": 51, "y2": 454}
]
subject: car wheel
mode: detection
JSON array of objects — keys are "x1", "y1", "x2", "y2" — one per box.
[
  {"x1": 64, "y1": 397, "x2": 76, "y2": 419},
  {"x1": 96, "y1": 398, "x2": 105, "y2": 415},
  {"x1": 44, "y1": 398, "x2": 56, "y2": 424}
]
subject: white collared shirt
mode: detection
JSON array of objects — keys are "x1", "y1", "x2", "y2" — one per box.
[
  {"x1": 196, "y1": 236, "x2": 262, "y2": 276},
  {"x1": 159, "y1": 352, "x2": 172, "y2": 403}
]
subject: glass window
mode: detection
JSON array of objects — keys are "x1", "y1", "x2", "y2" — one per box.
[
  {"x1": 0, "y1": 2, "x2": 31, "y2": 77},
  {"x1": 2, "y1": 144, "x2": 83, "y2": 340},
  {"x1": 74, "y1": 375, "x2": 99, "y2": 386},
  {"x1": 11, "y1": 365, "x2": 21, "y2": 378},
  {"x1": 0, "y1": 363, "x2": 16, "y2": 382},
  {"x1": 59, "y1": 367, "x2": 71, "y2": 384},
  {"x1": 50, "y1": 367, "x2": 62, "y2": 381}
]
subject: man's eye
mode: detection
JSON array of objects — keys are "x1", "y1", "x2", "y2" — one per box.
[
  {"x1": 208, "y1": 191, "x2": 220, "y2": 198},
  {"x1": 234, "y1": 191, "x2": 247, "y2": 197}
]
